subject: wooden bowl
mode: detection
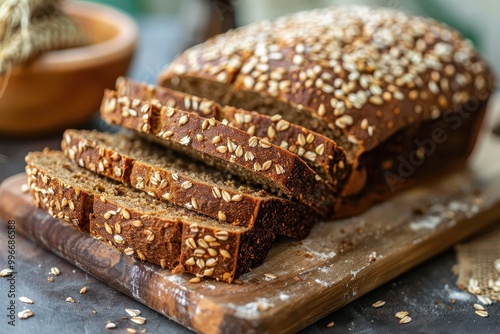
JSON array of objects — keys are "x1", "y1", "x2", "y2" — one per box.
[{"x1": 0, "y1": 1, "x2": 138, "y2": 136}]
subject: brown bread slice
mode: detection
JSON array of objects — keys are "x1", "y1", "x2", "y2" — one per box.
[
  {"x1": 62, "y1": 129, "x2": 316, "y2": 239},
  {"x1": 114, "y1": 77, "x2": 351, "y2": 187},
  {"x1": 100, "y1": 89, "x2": 335, "y2": 216},
  {"x1": 25, "y1": 150, "x2": 275, "y2": 282}
]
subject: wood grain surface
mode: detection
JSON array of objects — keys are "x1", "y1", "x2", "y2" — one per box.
[{"x1": 1, "y1": 125, "x2": 500, "y2": 334}]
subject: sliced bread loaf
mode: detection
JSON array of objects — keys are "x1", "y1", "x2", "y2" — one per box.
[
  {"x1": 61, "y1": 129, "x2": 316, "y2": 239},
  {"x1": 157, "y1": 6, "x2": 493, "y2": 210},
  {"x1": 100, "y1": 89, "x2": 336, "y2": 216},
  {"x1": 114, "y1": 77, "x2": 351, "y2": 188},
  {"x1": 25, "y1": 150, "x2": 274, "y2": 282}
]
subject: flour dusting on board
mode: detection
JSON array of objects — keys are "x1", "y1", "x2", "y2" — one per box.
[
  {"x1": 129, "y1": 265, "x2": 142, "y2": 300},
  {"x1": 410, "y1": 200, "x2": 479, "y2": 231},
  {"x1": 410, "y1": 216, "x2": 442, "y2": 231}
]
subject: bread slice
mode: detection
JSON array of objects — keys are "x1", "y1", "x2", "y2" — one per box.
[
  {"x1": 61, "y1": 129, "x2": 316, "y2": 239},
  {"x1": 100, "y1": 89, "x2": 335, "y2": 216},
  {"x1": 115, "y1": 77, "x2": 351, "y2": 188},
  {"x1": 25, "y1": 150, "x2": 274, "y2": 282}
]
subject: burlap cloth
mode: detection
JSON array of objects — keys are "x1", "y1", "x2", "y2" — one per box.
[{"x1": 454, "y1": 222, "x2": 500, "y2": 303}]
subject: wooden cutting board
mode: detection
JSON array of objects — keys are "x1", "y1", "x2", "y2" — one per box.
[{"x1": 1, "y1": 123, "x2": 500, "y2": 333}]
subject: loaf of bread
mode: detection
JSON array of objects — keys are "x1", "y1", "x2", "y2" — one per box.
[
  {"x1": 158, "y1": 6, "x2": 493, "y2": 215},
  {"x1": 61, "y1": 129, "x2": 316, "y2": 239},
  {"x1": 100, "y1": 90, "x2": 336, "y2": 215},
  {"x1": 26, "y1": 150, "x2": 274, "y2": 282}
]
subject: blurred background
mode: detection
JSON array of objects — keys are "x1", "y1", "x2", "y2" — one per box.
[{"x1": 88, "y1": 0, "x2": 500, "y2": 79}]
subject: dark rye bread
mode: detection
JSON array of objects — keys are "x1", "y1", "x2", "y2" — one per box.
[
  {"x1": 25, "y1": 151, "x2": 274, "y2": 282},
  {"x1": 158, "y1": 6, "x2": 493, "y2": 201},
  {"x1": 100, "y1": 90, "x2": 335, "y2": 216},
  {"x1": 115, "y1": 77, "x2": 350, "y2": 187},
  {"x1": 61, "y1": 129, "x2": 316, "y2": 239}
]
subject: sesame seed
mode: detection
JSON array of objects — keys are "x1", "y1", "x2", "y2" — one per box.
[
  {"x1": 191, "y1": 198, "x2": 199, "y2": 209},
  {"x1": 221, "y1": 190, "x2": 231, "y2": 202},
  {"x1": 186, "y1": 238, "x2": 196, "y2": 249},
  {"x1": 124, "y1": 247, "x2": 134, "y2": 255},
  {"x1": 304, "y1": 151, "x2": 317, "y2": 161},
  {"x1": 131, "y1": 316, "x2": 146, "y2": 325},
  {"x1": 275, "y1": 164, "x2": 285, "y2": 175},
  {"x1": 113, "y1": 235, "x2": 124, "y2": 244},
  {"x1": 215, "y1": 231, "x2": 229, "y2": 241},
  {"x1": 51, "y1": 267, "x2": 61, "y2": 276},
  {"x1": 178, "y1": 115, "x2": 188, "y2": 125},
  {"x1": 395, "y1": 311, "x2": 409, "y2": 319},
  {"x1": 315, "y1": 144, "x2": 325, "y2": 155},
  {"x1": 196, "y1": 134, "x2": 204, "y2": 142},
  {"x1": 196, "y1": 258, "x2": 205, "y2": 268},
  {"x1": 474, "y1": 303, "x2": 485, "y2": 311},
  {"x1": 231, "y1": 194, "x2": 243, "y2": 202},
  {"x1": 259, "y1": 139, "x2": 272, "y2": 148},
  {"x1": 248, "y1": 136, "x2": 258, "y2": 147},
  {"x1": 163, "y1": 131, "x2": 174, "y2": 138},
  {"x1": 121, "y1": 208, "x2": 130, "y2": 220},
  {"x1": 181, "y1": 181, "x2": 193, "y2": 189},
  {"x1": 335, "y1": 115, "x2": 353, "y2": 129},
  {"x1": 105, "y1": 322, "x2": 117, "y2": 329},
  {"x1": 262, "y1": 160, "x2": 273, "y2": 171},
  {"x1": 216, "y1": 211, "x2": 226, "y2": 222},
  {"x1": 399, "y1": 316, "x2": 412, "y2": 324},
  {"x1": 18, "y1": 309, "x2": 34, "y2": 319},
  {"x1": 372, "y1": 300, "x2": 385, "y2": 308},
  {"x1": 185, "y1": 257, "x2": 195, "y2": 266},
  {"x1": 0, "y1": 269, "x2": 13, "y2": 277},
  {"x1": 19, "y1": 296, "x2": 34, "y2": 304},
  {"x1": 216, "y1": 146, "x2": 228, "y2": 153},
  {"x1": 179, "y1": 135, "x2": 191, "y2": 146},
  {"x1": 189, "y1": 277, "x2": 201, "y2": 283},
  {"x1": 264, "y1": 273, "x2": 277, "y2": 280},
  {"x1": 220, "y1": 249, "x2": 231, "y2": 259},
  {"x1": 125, "y1": 308, "x2": 141, "y2": 317},
  {"x1": 475, "y1": 310, "x2": 488, "y2": 318}
]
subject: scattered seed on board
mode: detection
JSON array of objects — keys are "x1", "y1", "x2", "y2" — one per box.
[
  {"x1": 80, "y1": 287, "x2": 88, "y2": 294},
  {"x1": 0, "y1": 268, "x2": 13, "y2": 277},
  {"x1": 105, "y1": 322, "x2": 117, "y2": 329},
  {"x1": 477, "y1": 295, "x2": 492, "y2": 305},
  {"x1": 327, "y1": 322, "x2": 334, "y2": 328},
  {"x1": 395, "y1": 311, "x2": 409, "y2": 319},
  {"x1": 371, "y1": 300, "x2": 385, "y2": 308},
  {"x1": 264, "y1": 273, "x2": 277, "y2": 280},
  {"x1": 475, "y1": 310, "x2": 489, "y2": 318},
  {"x1": 18, "y1": 309, "x2": 34, "y2": 319},
  {"x1": 19, "y1": 296, "x2": 33, "y2": 304},
  {"x1": 126, "y1": 329, "x2": 137, "y2": 334},
  {"x1": 51, "y1": 267, "x2": 61, "y2": 276},
  {"x1": 131, "y1": 316, "x2": 146, "y2": 325},
  {"x1": 66, "y1": 297, "x2": 75, "y2": 303},
  {"x1": 473, "y1": 303, "x2": 485, "y2": 311},
  {"x1": 399, "y1": 316, "x2": 412, "y2": 324},
  {"x1": 125, "y1": 308, "x2": 141, "y2": 317}
]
